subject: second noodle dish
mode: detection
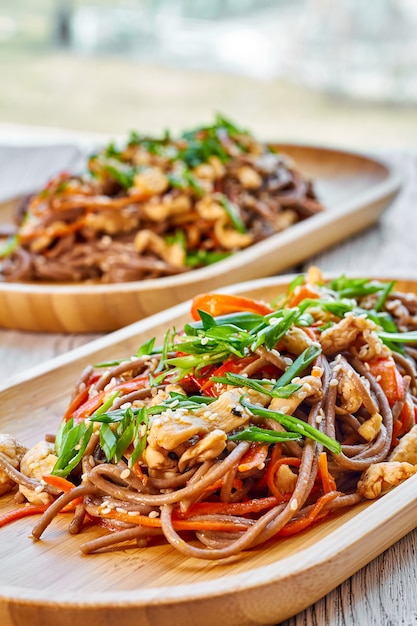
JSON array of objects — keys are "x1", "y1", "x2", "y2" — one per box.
[
  {"x1": 0, "y1": 115, "x2": 323, "y2": 284},
  {"x1": 1, "y1": 267, "x2": 417, "y2": 560}
]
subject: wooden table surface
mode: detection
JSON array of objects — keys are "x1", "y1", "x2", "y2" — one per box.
[{"x1": 0, "y1": 143, "x2": 416, "y2": 626}]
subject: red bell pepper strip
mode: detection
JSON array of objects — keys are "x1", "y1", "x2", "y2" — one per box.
[
  {"x1": 367, "y1": 356, "x2": 414, "y2": 444},
  {"x1": 367, "y1": 356, "x2": 404, "y2": 407},
  {"x1": 199, "y1": 355, "x2": 258, "y2": 397},
  {"x1": 190, "y1": 293, "x2": 274, "y2": 321},
  {"x1": 68, "y1": 374, "x2": 150, "y2": 421},
  {"x1": 287, "y1": 284, "x2": 320, "y2": 308}
]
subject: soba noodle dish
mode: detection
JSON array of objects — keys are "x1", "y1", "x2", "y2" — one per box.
[
  {"x1": 1, "y1": 267, "x2": 417, "y2": 561},
  {"x1": 0, "y1": 115, "x2": 323, "y2": 283}
]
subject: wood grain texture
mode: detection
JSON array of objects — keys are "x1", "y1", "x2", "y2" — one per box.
[
  {"x1": 1, "y1": 275, "x2": 417, "y2": 626},
  {"x1": 0, "y1": 144, "x2": 401, "y2": 333}
]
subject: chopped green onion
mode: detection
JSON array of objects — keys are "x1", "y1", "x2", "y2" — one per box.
[
  {"x1": 52, "y1": 419, "x2": 94, "y2": 477},
  {"x1": 241, "y1": 398, "x2": 341, "y2": 455},
  {"x1": 210, "y1": 371, "x2": 301, "y2": 399},
  {"x1": 374, "y1": 280, "x2": 395, "y2": 312},
  {"x1": 228, "y1": 426, "x2": 301, "y2": 444},
  {"x1": 136, "y1": 337, "x2": 156, "y2": 358},
  {"x1": 218, "y1": 194, "x2": 247, "y2": 234},
  {"x1": 273, "y1": 344, "x2": 322, "y2": 389},
  {"x1": 99, "y1": 423, "x2": 117, "y2": 461},
  {"x1": 377, "y1": 330, "x2": 417, "y2": 343}
]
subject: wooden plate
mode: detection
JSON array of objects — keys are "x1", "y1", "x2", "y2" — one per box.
[
  {"x1": 1, "y1": 274, "x2": 416, "y2": 626},
  {"x1": 0, "y1": 144, "x2": 402, "y2": 333}
]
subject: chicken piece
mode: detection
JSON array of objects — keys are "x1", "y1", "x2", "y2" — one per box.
[
  {"x1": 306, "y1": 266, "x2": 324, "y2": 286},
  {"x1": 0, "y1": 434, "x2": 27, "y2": 496},
  {"x1": 19, "y1": 441, "x2": 58, "y2": 505},
  {"x1": 132, "y1": 167, "x2": 169, "y2": 196},
  {"x1": 214, "y1": 215, "x2": 253, "y2": 250},
  {"x1": 84, "y1": 210, "x2": 139, "y2": 235},
  {"x1": 134, "y1": 229, "x2": 185, "y2": 267},
  {"x1": 195, "y1": 195, "x2": 224, "y2": 220},
  {"x1": 320, "y1": 312, "x2": 388, "y2": 358},
  {"x1": 235, "y1": 165, "x2": 263, "y2": 190},
  {"x1": 268, "y1": 374, "x2": 322, "y2": 415},
  {"x1": 280, "y1": 328, "x2": 316, "y2": 356},
  {"x1": 337, "y1": 370, "x2": 363, "y2": 413},
  {"x1": 358, "y1": 412, "x2": 382, "y2": 442},
  {"x1": 275, "y1": 464, "x2": 298, "y2": 494},
  {"x1": 147, "y1": 387, "x2": 258, "y2": 452},
  {"x1": 389, "y1": 424, "x2": 417, "y2": 464},
  {"x1": 178, "y1": 429, "x2": 226, "y2": 472},
  {"x1": 193, "y1": 163, "x2": 216, "y2": 181},
  {"x1": 143, "y1": 387, "x2": 267, "y2": 471},
  {"x1": 357, "y1": 461, "x2": 417, "y2": 499}
]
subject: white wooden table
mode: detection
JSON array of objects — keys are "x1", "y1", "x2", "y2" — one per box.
[{"x1": 1, "y1": 142, "x2": 416, "y2": 626}]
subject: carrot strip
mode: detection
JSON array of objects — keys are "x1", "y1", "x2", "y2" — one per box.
[
  {"x1": 266, "y1": 454, "x2": 300, "y2": 501},
  {"x1": 42, "y1": 474, "x2": 76, "y2": 492},
  {"x1": 238, "y1": 443, "x2": 269, "y2": 473},
  {"x1": 18, "y1": 217, "x2": 86, "y2": 242},
  {"x1": 278, "y1": 491, "x2": 340, "y2": 537},
  {"x1": 0, "y1": 494, "x2": 82, "y2": 528},
  {"x1": 0, "y1": 504, "x2": 48, "y2": 528},
  {"x1": 97, "y1": 509, "x2": 248, "y2": 533},
  {"x1": 131, "y1": 461, "x2": 148, "y2": 485},
  {"x1": 318, "y1": 452, "x2": 337, "y2": 494}
]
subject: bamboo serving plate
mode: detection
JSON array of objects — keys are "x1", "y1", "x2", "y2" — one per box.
[
  {"x1": 1, "y1": 274, "x2": 417, "y2": 626},
  {"x1": 0, "y1": 144, "x2": 402, "y2": 333}
]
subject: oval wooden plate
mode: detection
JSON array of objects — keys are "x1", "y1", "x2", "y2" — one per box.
[
  {"x1": 0, "y1": 144, "x2": 402, "y2": 333},
  {"x1": 1, "y1": 274, "x2": 416, "y2": 626}
]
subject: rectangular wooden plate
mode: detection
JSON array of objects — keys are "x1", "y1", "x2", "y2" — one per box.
[
  {"x1": 0, "y1": 144, "x2": 402, "y2": 333},
  {"x1": 1, "y1": 274, "x2": 416, "y2": 626}
]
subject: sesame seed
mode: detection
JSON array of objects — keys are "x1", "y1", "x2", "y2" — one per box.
[
  {"x1": 148, "y1": 510, "x2": 160, "y2": 518},
  {"x1": 128, "y1": 510, "x2": 139, "y2": 516},
  {"x1": 120, "y1": 469, "x2": 131, "y2": 480},
  {"x1": 100, "y1": 507, "x2": 111, "y2": 515},
  {"x1": 290, "y1": 498, "x2": 298, "y2": 511},
  {"x1": 329, "y1": 378, "x2": 339, "y2": 387},
  {"x1": 116, "y1": 507, "x2": 126, "y2": 514},
  {"x1": 280, "y1": 405, "x2": 290, "y2": 414},
  {"x1": 34, "y1": 485, "x2": 44, "y2": 493},
  {"x1": 104, "y1": 377, "x2": 117, "y2": 391}
]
